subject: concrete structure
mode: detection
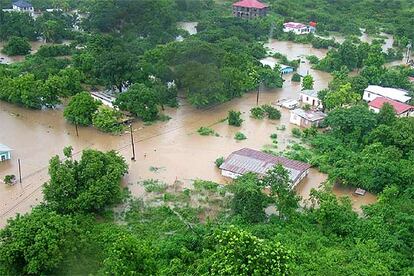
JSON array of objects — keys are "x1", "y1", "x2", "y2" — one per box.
[
  {"x1": 368, "y1": 96, "x2": 414, "y2": 117},
  {"x1": 220, "y1": 148, "x2": 311, "y2": 188},
  {"x1": 283, "y1": 22, "x2": 315, "y2": 35},
  {"x1": 363, "y1": 85, "x2": 411, "y2": 104},
  {"x1": 12, "y1": 0, "x2": 33, "y2": 14},
  {"x1": 276, "y1": 98, "x2": 299, "y2": 109},
  {"x1": 290, "y1": 108, "x2": 326, "y2": 128},
  {"x1": 90, "y1": 91, "x2": 116, "y2": 108},
  {"x1": 280, "y1": 65, "x2": 294, "y2": 74},
  {"x1": 0, "y1": 144, "x2": 13, "y2": 162},
  {"x1": 300, "y1": 90, "x2": 322, "y2": 109},
  {"x1": 232, "y1": 0, "x2": 268, "y2": 19}
]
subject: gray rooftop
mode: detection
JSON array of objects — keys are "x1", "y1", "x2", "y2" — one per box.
[
  {"x1": 13, "y1": 0, "x2": 32, "y2": 8},
  {"x1": 220, "y1": 148, "x2": 311, "y2": 184},
  {"x1": 300, "y1": 90, "x2": 318, "y2": 98},
  {"x1": 291, "y1": 108, "x2": 326, "y2": 122}
]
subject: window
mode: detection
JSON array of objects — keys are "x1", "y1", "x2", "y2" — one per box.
[{"x1": 367, "y1": 93, "x2": 371, "y2": 98}]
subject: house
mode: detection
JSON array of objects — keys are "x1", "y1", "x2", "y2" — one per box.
[
  {"x1": 280, "y1": 65, "x2": 294, "y2": 74},
  {"x1": 232, "y1": 0, "x2": 268, "y2": 19},
  {"x1": 276, "y1": 98, "x2": 299, "y2": 109},
  {"x1": 0, "y1": 144, "x2": 13, "y2": 162},
  {"x1": 289, "y1": 108, "x2": 326, "y2": 128},
  {"x1": 368, "y1": 96, "x2": 414, "y2": 117},
  {"x1": 219, "y1": 148, "x2": 311, "y2": 188},
  {"x1": 90, "y1": 91, "x2": 116, "y2": 108},
  {"x1": 283, "y1": 22, "x2": 315, "y2": 35},
  {"x1": 299, "y1": 90, "x2": 322, "y2": 109},
  {"x1": 363, "y1": 85, "x2": 411, "y2": 104},
  {"x1": 12, "y1": 0, "x2": 34, "y2": 13}
]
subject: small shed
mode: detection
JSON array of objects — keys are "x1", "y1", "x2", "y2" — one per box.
[
  {"x1": 290, "y1": 108, "x2": 326, "y2": 128},
  {"x1": 0, "y1": 144, "x2": 13, "y2": 162},
  {"x1": 300, "y1": 90, "x2": 322, "y2": 109}
]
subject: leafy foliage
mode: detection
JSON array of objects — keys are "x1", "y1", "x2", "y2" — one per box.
[
  {"x1": 228, "y1": 110, "x2": 243, "y2": 127},
  {"x1": 2, "y1": 36, "x2": 31, "y2": 56},
  {"x1": 64, "y1": 92, "x2": 101, "y2": 126}
]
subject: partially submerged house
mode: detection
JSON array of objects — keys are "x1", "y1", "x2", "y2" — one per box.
[
  {"x1": 280, "y1": 65, "x2": 294, "y2": 74},
  {"x1": 368, "y1": 96, "x2": 414, "y2": 117},
  {"x1": 0, "y1": 144, "x2": 13, "y2": 162},
  {"x1": 283, "y1": 22, "x2": 316, "y2": 35},
  {"x1": 259, "y1": 58, "x2": 294, "y2": 74},
  {"x1": 232, "y1": 0, "x2": 268, "y2": 19},
  {"x1": 220, "y1": 148, "x2": 311, "y2": 188},
  {"x1": 299, "y1": 90, "x2": 322, "y2": 109},
  {"x1": 289, "y1": 108, "x2": 326, "y2": 128},
  {"x1": 363, "y1": 85, "x2": 411, "y2": 104}
]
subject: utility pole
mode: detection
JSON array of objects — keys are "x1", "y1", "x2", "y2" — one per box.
[
  {"x1": 75, "y1": 123, "x2": 79, "y2": 137},
  {"x1": 18, "y1": 158, "x2": 22, "y2": 184},
  {"x1": 129, "y1": 124, "x2": 136, "y2": 161},
  {"x1": 406, "y1": 41, "x2": 412, "y2": 64},
  {"x1": 256, "y1": 84, "x2": 260, "y2": 106}
]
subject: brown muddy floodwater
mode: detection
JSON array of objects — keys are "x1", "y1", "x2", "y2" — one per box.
[{"x1": 0, "y1": 40, "x2": 376, "y2": 227}]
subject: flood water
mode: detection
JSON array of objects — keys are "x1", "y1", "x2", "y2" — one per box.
[{"x1": 0, "y1": 40, "x2": 376, "y2": 227}]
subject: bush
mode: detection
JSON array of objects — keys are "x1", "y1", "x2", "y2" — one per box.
[
  {"x1": 193, "y1": 179, "x2": 219, "y2": 191},
  {"x1": 307, "y1": 55, "x2": 320, "y2": 64},
  {"x1": 250, "y1": 106, "x2": 265, "y2": 119},
  {"x1": 234, "y1": 132, "x2": 247, "y2": 140},
  {"x1": 36, "y1": 45, "x2": 71, "y2": 57},
  {"x1": 2, "y1": 36, "x2": 31, "y2": 56},
  {"x1": 291, "y1": 73, "x2": 302, "y2": 82},
  {"x1": 215, "y1": 157, "x2": 225, "y2": 168},
  {"x1": 262, "y1": 104, "x2": 281, "y2": 120},
  {"x1": 3, "y1": 175, "x2": 16, "y2": 185},
  {"x1": 292, "y1": 128, "x2": 302, "y2": 138},
  {"x1": 302, "y1": 103, "x2": 311, "y2": 111},
  {"x1": 270, "y1": 133, "x2": 278, "y2": 139},
  {"x1": 228, "y1": 110, "x2": 243, "y2": 127},
  {"x1": 142, "y1": 179, "x2": 167, "y2": 193},
  {"x1": 92, "y1": 108, "x2": 124, "y2": 134},
  {"x1": 197, "y1": 126, "x2": 216, "y2": 136}
]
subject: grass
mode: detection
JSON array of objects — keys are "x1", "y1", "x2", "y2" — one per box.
[
  {"x1": 234, "y1": 132, "x2": 247, "y2": 140},
  {"x1": 142, "y1": 179, "x2": 168, "y2": 193},
  {"x1": 197, "y1": 126, "x2": 217, "y2": 136},
  {"x1": 193, "y1": 180, "x2": 219, "y2": 192}
]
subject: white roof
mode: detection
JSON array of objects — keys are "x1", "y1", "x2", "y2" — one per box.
[
  {"x1": 0, "y1": 144, "x2": 13, "y2": 152},
  {"x1": 300, "y1": 90, "x2": 318, "y2": 98},
  {"x1": 364, "y1": 85, "x2": 411, "y2": 103},
  {"x1": 291, "y1": 108, "x2": 326, "y2": 121}
]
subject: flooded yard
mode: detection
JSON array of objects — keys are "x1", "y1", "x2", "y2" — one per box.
[{"x1": 0, "y1": 40, "x2": 376, "y2": 226}]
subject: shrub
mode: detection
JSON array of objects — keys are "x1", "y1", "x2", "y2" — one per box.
[
  {"x1": 92, "y1": 108, "x2": 124, "y2": 134},
  {"x1": 292, "y1": 128, "x2": 302, "y2": 138},
  {"x1": 3, "y1": 175, "x2": 16, "y2": 185},
  {"x1": 307, "y1": 55, "x2": 320, "y2": 64},
  {"x1": 291, "y1": 73, "x2": 302, "y2": 82},
  {"x1": 193, "y1": 179, "x2": 219, "y2": 191},
  {"x1": 250, "y1": 106, "x2": 265, "y2": 119},
  {"x1": 234, "y1": 132, "x2": 247, "y2": 140},
  {"x1": 197, "y1": 126, "x2": 216, "y2": 136},
  {"x1": 215, "y1": 157, "x2": 225, "y2": 168},
  {"x1": 302, "y1": 103, "x2": 311, "y2": 111},
  {"x1": 270, "y1": 133, "x2": 278, "y2": 139},
  {"x1": 228, "y1": 110, "x2": 243, "y2": 126},
  {"x1": 2, "y1": 36, "x2": 31, "y2": 56},
  {"x1": 36, "y1": 45, "x2": 71, "y2": 57},
  {"x1": 262, "y1": 104, "x2": 281, "y2": 120},
  {"x1": 142, "y1": 179, "x2": 167, "y2": 193}
]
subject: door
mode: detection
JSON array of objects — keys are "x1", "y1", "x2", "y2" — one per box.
[{"x1": 1, "y1": 154, "x2": 6, "y2": 161}]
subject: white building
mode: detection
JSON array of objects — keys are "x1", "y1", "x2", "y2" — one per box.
[
  {"x1": 290, "y1": 108, "x2": 326, "y2": 128},
  {"x1": 0, "y1": 144, "x2": 13, "y2": 162},
  {"x1": 299, "y1": 90, "x2": 322, "y2": 109},
  {"x1": 283, "y1": 22, "x2": 315, "y2": 35},
  {"x1": 363, "y1": 85, "x2": 411, "y2": 103},
  {"x1": 12, "y1": 0, "x2": 34, "y2": 14},
  {"x1": 220, "y1": 148, "x2": 311, "y2": 188}
]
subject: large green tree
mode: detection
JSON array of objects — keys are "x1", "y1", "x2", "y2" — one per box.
[{"x1": 63, "y1": 92, "x2": 101, "y2": 126}]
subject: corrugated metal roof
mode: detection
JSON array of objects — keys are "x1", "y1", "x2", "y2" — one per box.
[
  {"x1": 220, "y1": 148, "x2": 310, "y2": 183},
  {"x1": 369, "y1": 96, "x2": 413, "y2": 115},
  {"x1": 291, "y1": 108, "x2": 326, "y2": 121},
  {"x1": 0, "y1": 144, "x2": 13, "y2": 152},
  {"x1": 365, "y1": 85, "x2": 411, "y2": 103},
  {"x1": 300, "y1": 90, "x2": 318, "y2": 98}
]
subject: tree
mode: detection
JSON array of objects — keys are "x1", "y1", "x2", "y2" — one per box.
[
  {"x1": 230, "y1": 173, "x2": 268, "y2": 223},
  {"x1": 0, "y1": 207, "x2": 80, "y2": 274},
  {"x1": 260, "y1": 165, "x2": 300, "y2": 218},
  {"x1": 208, "y1": 226, "x2": 292, "y2": 275},
  {"x1": 92, "y1": 107, "x2": 123, "y2": 134},
  {"x1": 228, "y1": 110, "x2": 243, "y2": 126},
  {"x1": 377, "y1": 103, "x2": 396, "y2": 126},
  {"x1": 324, "y1": 83, "x2": 361, "y2": 110},
  {"x1": 114, "y1": 83, "x2": 160, "y2": 121},
  {"x1": 302, "y1": 74, "x2": 314, "y2": 90},
  {"x1": 63, "y1": 92, "x2": 101, "y2": 126},
  {"x1": 2, "y1": 36, "x2": 31, "y2": 56},
  {"x1": 43, "y1": 148, "x2": 128, "y2": 214}
]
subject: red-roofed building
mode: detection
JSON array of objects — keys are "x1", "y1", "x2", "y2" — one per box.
[
  {"x1": 232, "y1": 0, "x2": 268, "y2": 19},
  {"x1": 368, "y1": 96, "x2": 414, "y2": 117}
]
